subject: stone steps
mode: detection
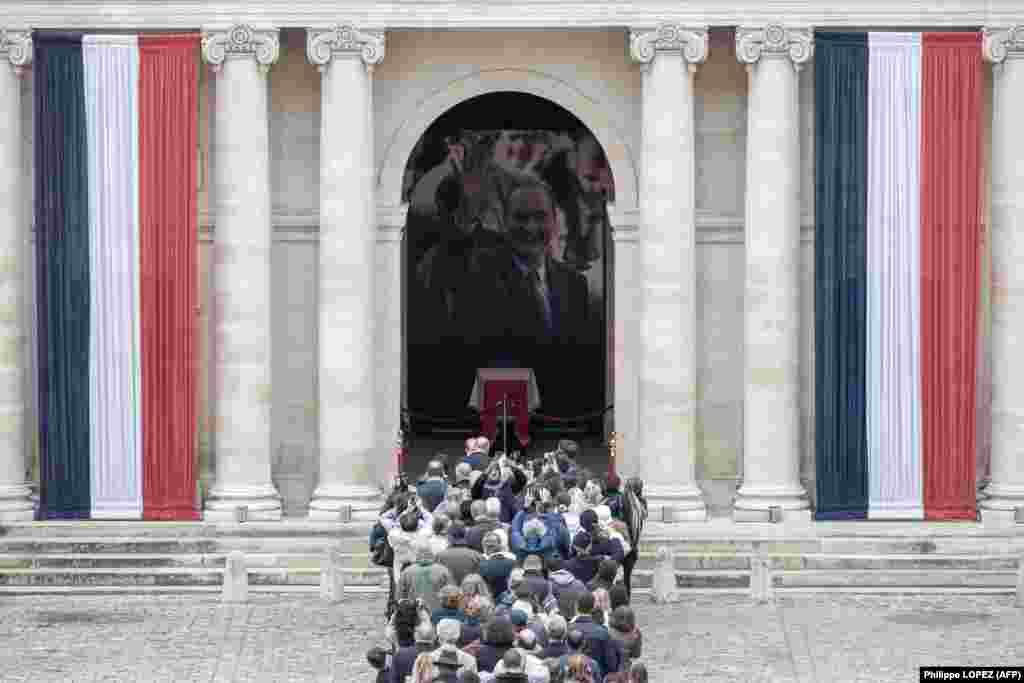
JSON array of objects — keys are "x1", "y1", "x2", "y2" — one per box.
[{"x1": 0, "y1": 522, "x2": 1020, "y2": 595}]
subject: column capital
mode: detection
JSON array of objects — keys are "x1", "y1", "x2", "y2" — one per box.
[
  {"x1": 202, "y1": 24, "x2": 280, "y2": 74},
  {"x1": 0, "y1": 30, "x2": 32, "y2": 77},
  {"x1": 736, "y1": 25, "x2": 813, "y2": 71},
  {"x1": 983, "y1": 26, "x2": 1024, "y2": 64},
  {"x1": 629, "y1": 24, "x2": 708, "y2": 70},
  {"x1": 307, "y1": 25, "x2": 385, "y2": 72}
]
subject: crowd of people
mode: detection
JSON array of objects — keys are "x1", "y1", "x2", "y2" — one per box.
[{"x1": 365, "y1": 436, "x2": 649, "y2": 683}]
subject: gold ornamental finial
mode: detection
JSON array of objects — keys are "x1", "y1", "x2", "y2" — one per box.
[{"x1": 609, "y1": 431, "x2": 618, "y2": 462}]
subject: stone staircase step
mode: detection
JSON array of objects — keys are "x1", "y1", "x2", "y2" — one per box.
[
  {"x1": 0, "y1": 522, "x2": 373, "y2": 539},
  {"x1": 772, "y1": 570, "x2": 1018, "y2": 589}
]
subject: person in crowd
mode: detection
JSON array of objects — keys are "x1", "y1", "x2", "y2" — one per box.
[
  {"x1": 476, "y1": 615, "x2": 517, "y2": 673},
  {"x1": 469, "y1": 498, "x2": 488, "y2": 527},
  {"x1": 418, "y1": 460, "x2": 449, "y2": 512},
  {"x1": 508, "y1": 606, "x2": 549, "y2": 650},
  {"x1": 607, "y1": 606, "x2": 642, "y2": 670},
  {"x1": 415, "y1": 611, "x2": 438, "y2": 653},
  {"x1": 519, "y1": 554, "x2": 554, "y2": 608},
  {"x1": 432, "y1": 618, "x2": 478, "y2": 677},
  {"x1": 462, "y1": 436, "x2": 491, "y2": 471},
  {"x1": 512, "y1": 629, "x2": 551, "y2": 682},
  {"x1": 391, "y1": 506, "x2": 433, "y2": 603},
  {"x1": 588, "y1": 526, "x2": 625, "y2": 566},
  {"x1": 601, "y1": 474, "x2": 625, "y2": 522},
  {"x1": 559, "y1": 632, "x2": 600, "y2": 683},
  {"x1": 468, "y1": 498, "x2": 506, "y2": 552},
  {"x1": 594, "y1": 506, "x2": 630, "y2": 558},
  {"x1": 454, "y1": 462, "x2": 476, "y2": 494},
  {"x1": 460, "y1": 594, "x2": 490, "y2": 647},
  {"x1": 495, "y1": 568, "x2": 527, "y2": 614},
  {"x1": 555, "y1": 492, "x2": 581, "y2": 541},
  {"x1": 491, "y1": 649, "x2": 530, "y2": 683},
  {"x1": 366, "y1": 645, "x2": 389, "y2": 683},
  {"x1": 608, "y1": 584, "x2": 629, "y2": 613},
  {"x1": 438, "y1": 520, "x2": 483, "y2": 585},
  {"x1": 547, "y1": 556, "x2": 587, "y2": 618},
  {"x1": 388, "y1": 622, "x2": 421, "y2": 683},
  {"x1": 627, "y1": 662, "x2": 647, "y2": 683},
  {"x1": 399, "y1": 540, "x2": 454, "y2": 613},
  {"x1": 436, "y1": 486, "x2": 466, "y2": 519},
  {"x1": 564, "y1": 654, "x2": 597, "y2": 683},
  {"x1": 432, "y1": 646, "x2": 463, "y2": 683},
  {"x1": 461, "y1": 572, "x2": 494, "y2": 606},
  {"x1": 432, "y1": 585, "x2": 467, "y2": 626},
  {"x1": 587, "y1": 559, "x2": 619, "y2": 594},
  {"x1": 540, "y1": 614, "x2": 570, "y2": 660},
  {"x1": 567, "y1": 592, "x2": 621, "y2": 678},
  {"x1": 410, "y1": 650, "x2": 438, "y2": 683},
  {"x1": 565, "y1": 532, "x2": 600, "y2": 585},
  {"x1": 479, "y1": 532, "x2": 518, "y2": 599},
  {"x1": 426, "y1": 514, "x2": 453, "y2": 557}
]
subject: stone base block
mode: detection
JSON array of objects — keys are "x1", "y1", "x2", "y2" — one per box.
[
  {"x1": 0, "y1": 485, "x2": 36, "y2": 521},
  {"x1": 734, "y1": 507, "x2": 813, "y2": 524},
  {"x1": 979, "y1": 508, "x2": 1021, "y2": 529},
  {"x1": 650, "y1": 504, "x2": 707, "y2": 523},
  {"x1": 203, "y1": 507, "x2": 283, "y2": 522},
  {"x1": 307, "y1": 483, "x2": 382, "y2": 522}
]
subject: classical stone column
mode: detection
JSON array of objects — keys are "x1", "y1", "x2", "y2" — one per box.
[
  {"x1": 629, "y1": 25, "x2": 708, "y2": 522},
  {"x1": 201, "y1": 25, "x2": 282, "y2": 520},
  {"x1": 306, "y1": 26, "x2": 385, "y2": 520},
  {"x1": 980, "y1": 26, "x2": 1024, "y2": 524},
  {"x1": 733, "y1": 25, "x2": 813, "y2": 522},
  {"x1": 608, "y1": 207, "x2": 641, "y2": 473},
  {"x1": 0, "y1": 31, "x2": 33, "y2": 521}
]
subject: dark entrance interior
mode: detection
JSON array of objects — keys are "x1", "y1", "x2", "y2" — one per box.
[{"x1": 401, "y1": 92, "x2": 614, "y2": 458}]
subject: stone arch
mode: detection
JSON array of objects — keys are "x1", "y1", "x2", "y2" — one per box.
[{"x1": 376, "y1": 67, "x2": 639, "y2": 211}]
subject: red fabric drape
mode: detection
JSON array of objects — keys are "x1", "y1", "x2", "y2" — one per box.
[
  {"x1": 920, "y1": 32, "x2": 983, "y2": 520},
  {"x1": 481, "y1": 380, "x2": 531, "y2": 448},
  {"x1": 139, "y1": 34, "x2": 200, "y2": 520}
]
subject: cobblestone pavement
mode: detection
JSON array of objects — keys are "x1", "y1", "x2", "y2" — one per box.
[{"x1": 0, "y1": 593, "x2": 1022, "y2": 682}]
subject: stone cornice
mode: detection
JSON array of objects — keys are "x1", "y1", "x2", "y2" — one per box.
[
  {"x1": 306, "y1": 25, "x2": 385, "y2": 71},
  {"x1": 983, "y1": 25, "x2": 1024, "y2": 63},
  {"x1": 629, "y1": 24, "x2": 708, "y2": 67},
  {"x1": 736, "y1": 25, "x2": 813, "y2": 70},
  {"x1": 202, "y1": 24, "x2": 279, "y2": 72},
  {"x1": 4, "y1": 1, "x2": 1019, "y2": 31},
  {"x1": 0, "y1": 29, "x2": 31, "y2": 76}
]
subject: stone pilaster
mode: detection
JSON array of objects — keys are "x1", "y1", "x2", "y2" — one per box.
[
  {"x1": 0, "y1": 30, "x2": 33, "y2": 521},
  {"x1": 609, "y1": 207, "x2": 641, "y2": 474},
  {"x1": 980, "y1": 26, "x2": 1024, "y2": 525},
  {"x1": 306, "y1": 25, "x2": 385, "y2": 520},
  {"x1": 201, "y1": 24, "x2": 282, "y2": 520},
  {"x1": 733, "y1": 25, "x2": 812, "y2": 522},
  {"x1": 629, "y1": 24, "x2": 708, "y2": 522}
]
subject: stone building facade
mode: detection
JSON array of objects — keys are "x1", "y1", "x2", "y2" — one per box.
[{"x1": 0, "y1": 0, "x2": 1021, "y2": 523}]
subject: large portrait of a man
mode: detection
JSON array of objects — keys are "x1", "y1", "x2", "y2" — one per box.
[{"x1": 404, "y1": 127, "x2": 612, "y2": 426}]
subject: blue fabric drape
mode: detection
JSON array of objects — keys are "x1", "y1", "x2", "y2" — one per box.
[
  {"x1": 34, "y1": 32, "x2": 91, "y2": 519},
  {"x1": 814, "y1": 32, "x2": 870, "y2": 520}
]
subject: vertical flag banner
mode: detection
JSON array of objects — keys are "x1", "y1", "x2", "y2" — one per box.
[
  {"x1": 815, "y1": 30, "x2": 983, "y2": 521},
  {"x1": 814, "y1": 32, "x2": 869, "y2": 520},
  {"x1": 34, "y1": 31, "x2": 200, "y2": 520},
  {"x1": 139, "y1": 35, "x2": 200, "y2": 520},
  {"x1": 35, "y1": 33, "x2": 91, "y2": 520}
]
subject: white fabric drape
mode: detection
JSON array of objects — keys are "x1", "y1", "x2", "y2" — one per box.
[
  {"x1": 85, "y1": 35, "x2": 142, "y2": 518},
  {"x1": 866, "y1": 32, "x2": 923, "y2": 519}
]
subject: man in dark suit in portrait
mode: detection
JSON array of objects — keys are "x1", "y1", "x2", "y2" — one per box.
[{"x1": 459, "y1": 179, "x2": 591, "y2": 417}]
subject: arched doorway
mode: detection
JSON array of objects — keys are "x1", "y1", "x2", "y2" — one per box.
[{"x1": 401, "y1": 92, "x2": 616, "y2": 452}]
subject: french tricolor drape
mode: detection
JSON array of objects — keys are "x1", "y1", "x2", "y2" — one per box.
[
  {"x1": 815, "y1": 31, "x2": 983, "y2": 521},
  {"x1": 34, "y1": 32, "x2": 200, "y2": 520}
]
